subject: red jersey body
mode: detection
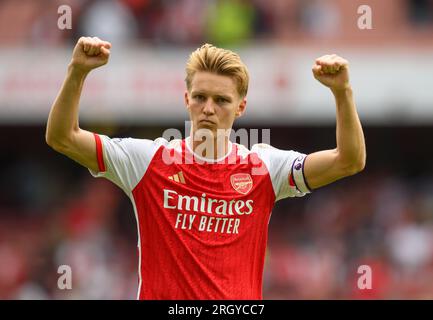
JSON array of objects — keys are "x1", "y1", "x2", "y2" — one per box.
[{"x1": 90, "y1": 135, "x2": 311, "y2": 299}]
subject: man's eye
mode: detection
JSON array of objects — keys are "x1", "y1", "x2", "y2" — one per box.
[
  {"x1": 194, "y1": 95, "x2": 205, "y2": 101},
  {"x1": 216, "y1": 98, "x2": 228, "y2": 104}
]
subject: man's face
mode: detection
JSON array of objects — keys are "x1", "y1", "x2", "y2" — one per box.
[{"x1": 185, "y1": 71, "x2": 246, "y2": 137}]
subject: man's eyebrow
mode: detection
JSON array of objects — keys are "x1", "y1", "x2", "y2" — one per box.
[
  {"x1": 191, "y1": 90, "x2": 233, "y2": 100},
  {"x1": 215, "y1": 94, "x2": 233, "y2": 101}
]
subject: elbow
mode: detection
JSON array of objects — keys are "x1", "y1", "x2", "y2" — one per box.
[
  {"x1": 45, "y1": 131, "x2": 54, "y2": 148},
  {"x1": 45, "y1": 131, "x2": 59, "y2": 150},
  {"x1": 344, "y1": 156, "x2": 366, "y2": 176},
  {"x1": 334, "y1": 147, "x2": 366, "y2": 178},
  {"x1": 352, "y1": 160, "x2": 366, "y2": 175},
  {"x1": 357, "y1": 150, "x2": 367, "y2": 173},
  {"x1": 45, "y1": 124, "x2": 55, "y2": 148},
  {"x1": 45, "y1": 132, "x2": 70, "y2": 154},
  {"x1": 46, "y1": 136, "x2": 61, "y2": 153}
]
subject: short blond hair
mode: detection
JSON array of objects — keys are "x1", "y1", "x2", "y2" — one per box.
[{"x1": 185, "y1": 44, "x2": 249, "y2": 98}]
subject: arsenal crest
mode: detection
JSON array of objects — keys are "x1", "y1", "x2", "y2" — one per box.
[{"x1": 230, "y1": 173, "x2": 253, "y2": 195}]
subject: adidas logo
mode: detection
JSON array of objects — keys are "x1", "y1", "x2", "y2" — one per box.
[{"x1": 168, "y1": 171, "x2": 186, "y2": 184}]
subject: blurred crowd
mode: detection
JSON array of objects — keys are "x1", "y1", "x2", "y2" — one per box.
[
  {"x1": 0, "y1": 126, "x2": 433, "y2": 299},
  {"x1": 265, "y1": 172, "x2": 433, "y2": 299},
  {"x1": 0, "y1": 0, "x2": 432, "y2": 47}
]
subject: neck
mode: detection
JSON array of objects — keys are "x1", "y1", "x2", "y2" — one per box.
[{"x1": 189, "y1": 127, "x2": 231, "y2": 160}]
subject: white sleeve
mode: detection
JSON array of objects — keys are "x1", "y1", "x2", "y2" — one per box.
[
  {"x1": 88, "y1": 134, "x2": 168, "y2": 194},
  {"x1": 251, "y1": 143, "x2": 312, "y2": 201}
]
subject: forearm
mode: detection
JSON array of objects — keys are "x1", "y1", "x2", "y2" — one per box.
[
  {"x1": 46, "y1": 65, "x2": 88, "y2": 148},
  {"x1": 332, "y1": 87, "x2": 366, "y2": 171}
]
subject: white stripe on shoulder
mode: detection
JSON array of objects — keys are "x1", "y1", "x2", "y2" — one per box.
[
  {"x1": 234, "y1": 143, "x2": 254, "y2": 160},
  {"x1": 165, "y1": 138, "x2": 183, "y2": 152}
]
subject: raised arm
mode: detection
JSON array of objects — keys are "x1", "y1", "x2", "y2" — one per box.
[
  {"x1": 303, "y1": 54, "x2": 366, "y2": 190},
  {"x1": 45, "y1": 37, "x2": 111, "y2": 172}
]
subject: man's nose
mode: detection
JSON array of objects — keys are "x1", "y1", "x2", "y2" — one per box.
[{"x1": 203, "y1": 98, "x2": 215, "y2": 115}]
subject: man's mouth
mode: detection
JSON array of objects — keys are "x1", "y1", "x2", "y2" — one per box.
[{"x1": 199, "y1": 119, "x2": 215, "y2": 125}]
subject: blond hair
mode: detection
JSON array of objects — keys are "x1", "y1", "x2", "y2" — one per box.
[{"x1": 185, "y1": 44, "x2": 249, "y2": 98}]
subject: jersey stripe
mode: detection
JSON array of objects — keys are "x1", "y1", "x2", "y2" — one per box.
[{"x1": 93, "y1": 133, "x2": 106, "y2": 172}]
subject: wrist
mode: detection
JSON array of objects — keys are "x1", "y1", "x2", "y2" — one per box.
[
  {"x1": 331, "y1": 85, "x2": 352, "y2": 97},
  {"x1": 67, "y1": 63, "x2": 90, "y2": 79}
]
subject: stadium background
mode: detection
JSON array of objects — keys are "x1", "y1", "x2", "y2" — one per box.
[{"x1": 1, "y1": 0, "x2": 433, "y2": 299}]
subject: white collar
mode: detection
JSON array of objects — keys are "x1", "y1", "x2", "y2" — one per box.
[{"x1": 185, "y1": 136, "x2": 233, "y2": 163}]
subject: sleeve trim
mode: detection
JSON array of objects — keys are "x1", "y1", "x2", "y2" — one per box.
[
  {"x1": 93, "y1": 133, "x2": 106, "y2": 172},
  {"x1": 290, "y1": 159, "x2": 301, "y2": 193},
  {"x1": 302, "y1": 154, "x2": 312, "y2": 192},
  {"x1": 292, "y1": 155, "x2": 311, "y2": 193}
]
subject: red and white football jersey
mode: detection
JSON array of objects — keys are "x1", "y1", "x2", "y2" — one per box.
[{"x1": 89, "y1": 134, "x2": 311, "y2": 300}]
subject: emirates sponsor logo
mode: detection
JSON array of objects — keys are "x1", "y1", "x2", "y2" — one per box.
[
  {"x1": 163, "y1": 189, "x2": 253, "y2": 216},
  {"x1": 163, "y1": 189, "x2": 254, "y2": 234},
  {"x1": 230, "y1": 173, "x2": 253, "y2": 195},
  {"x1": 164, "y1": 189, "x2": 254, "y2": 234}
]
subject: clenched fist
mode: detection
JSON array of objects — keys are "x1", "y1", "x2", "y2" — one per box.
[
  {"x1": 312, "y1": 54, "x2": 350, "y2": 91},
  {"x1": 70, "y1": 36, "x2": 112, "y2": 74}
]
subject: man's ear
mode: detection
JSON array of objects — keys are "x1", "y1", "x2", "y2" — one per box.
[
  {"x1": 184, "y1": 91, "x2": 190, "y2": 109},
  {"x1": 235, "y1": 98, "x2": 247, "y2": 118}
]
